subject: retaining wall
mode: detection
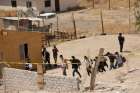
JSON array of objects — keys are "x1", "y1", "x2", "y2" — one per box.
[{"x1": 2, "y1": 68, "x2": 79, "y2": 92}]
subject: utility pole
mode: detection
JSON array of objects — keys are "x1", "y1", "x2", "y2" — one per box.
[
  {"x1": 90, "y1": 48, "x2": 104, "y2": 90},
  {"x1": 108, "y1": 0, "x2": 111, "y2": 10},
  {"x1": 56, "y1": 15, "x2": 59, "y2": 32},
  {"x1": 72, "y1": 13, "x2": 77, "y2": 39},
  {"x1": 129, "y1": 0, "x2": 131, "y2": 32},
  {"x1": 100, "y1": 9, "x2": 106, "y2": 35},
  {"x1": 93, "y1": 0, "x2": 95, "y2": 8},
  {"x1": 17, "y1": 10, "x2": 20, "y2": 31}
]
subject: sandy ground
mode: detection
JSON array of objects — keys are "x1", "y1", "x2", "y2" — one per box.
[
  {"x1": 30, "y1": 34, "x2": 140, "y2": 92},
  {"x1": 1, "y1": 34, "x2": 140, "y2": 93},
  {"x1": 46, "y1": 8, "x2": 136, "y2": 37}
]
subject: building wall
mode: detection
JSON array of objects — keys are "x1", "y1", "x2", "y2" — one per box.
[
  {"x1": 0, "y1": 31, "x2": 43, "y2": 62},
  {"x1": 0, "y1": 0, "x2": 38, "y2": 11},
  {"x1": 0, "y1": 0, "x2": 79, "y2": 12},
  {"x1": 59, "y1": 0, "x2": 79, "y2": 11}
]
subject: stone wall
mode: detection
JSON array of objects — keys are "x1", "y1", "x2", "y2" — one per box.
[{"x1": 2, "y1": 68, "x2": 79, "y2": 92}]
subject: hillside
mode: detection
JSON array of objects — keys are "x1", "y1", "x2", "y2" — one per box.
[
  {"x1": 1, "y1": 34, "x2": 140, "y2": 93},
  {"x1": 79, "y1": 0, "x2": 137, "y2": 8}
]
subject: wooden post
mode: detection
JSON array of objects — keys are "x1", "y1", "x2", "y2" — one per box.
[
  {"x1": 37, "y1": 64, "x2": 44, "y2": 90},
  {"x1": 72, "y1": 13, "x2": 77, "y2": 39},
  {"x1": 129, "y1": 0, "x2": 131, "y2": 10},
  {"x1": 93, "y1": 0, "x2": 95, "y2": 8},
  {"x1": 90, "y1": 48, "x2": 104, "y2": 90},
  {"x1": 56, "y1": 15, "x2": 59, "y2": 32},
  {"x1": 108, "y1": 0, "x2": 111, "y2": 10},
  {"x1": 129, "y1": 0, "x2": 131, "y2": 32},
  {"x1": 17, "y1": 10, "x2": 20, "y2": 31},
  {"x1": 100, "y1": 10, "x2": 106, "y2": 35}
]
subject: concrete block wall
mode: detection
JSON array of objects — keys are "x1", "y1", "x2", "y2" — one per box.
[
  {"x1": 2, "y1": 68, "x2": 79, "y2": 92},
  {"x1": 44, "y1": 74, "x2": 79, "y2": 92},
  {"x1": 3, "y1": 68, "x2": 38, "y2": 91}
]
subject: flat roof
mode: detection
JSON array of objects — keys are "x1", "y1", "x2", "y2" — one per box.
[{"x1": 0, "y1": 17, "x2": 42, "y2": 21}]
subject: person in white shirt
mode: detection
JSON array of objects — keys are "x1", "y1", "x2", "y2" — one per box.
[
  {"x1": 60, "y1": 55, "x2": 68, "y2": 76},
  {"x1": 25, "y1": 58, "x2": 32, "y2": 71},
  {"x1": 84, "y1": 56, "x2": 92, "y2": 76}
]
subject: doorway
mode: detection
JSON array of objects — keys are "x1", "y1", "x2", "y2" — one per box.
[
  {"x1": 19, "y1": 43, "x2": 29, "y2": 60},
  {"x1": 55, "y1": 0, "x2": 60, "y2": 12}
]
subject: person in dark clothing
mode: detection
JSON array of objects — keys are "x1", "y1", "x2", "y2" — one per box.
[
  {"x1": 115, "y1": 52, "x2": 123, "y2": 68},
  {"x1": 118, "y1": 33, "x2": 125, "y2": 52},
  {"x1": 45, "y1": 49, "x2": 50, "y2": 64},
  {"x1": 52, "y1": 45, "x2": 59, "y2": 63},
  {"x1": 95, "y1": 56, "x2": 108, "y2": 72},
  {"x1": 69, "y1": 56, "x2": 81, "y2": 78},
  {"x1": 42, "y1": 46, "x2": 46, "y2": 61},
  {"x1": 105, "y1": 52, "x2": 116, "y2": 70}
]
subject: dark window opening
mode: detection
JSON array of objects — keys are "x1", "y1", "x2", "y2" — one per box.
[
  {"x1": 19, "y1": 43, "x2": 29, "y2": 60},
  {"x1": 24, "y1": 44, "x2": 28, "y2": 58},
  {"x1": 11, "y1": 0, "x2": 17, "y2": 7},
  {"x1": 26, "y1": 1, "x2": 32, "y2": 8},
  {"x1": 0, "y1": 52, "x2": 3, "y2": 61},
  {"x1": 45, "y1": 0, "x2": 51, "y2": 7},
  {"x1": 55, "y1": 0, "x2": 60, "y2": 12}
]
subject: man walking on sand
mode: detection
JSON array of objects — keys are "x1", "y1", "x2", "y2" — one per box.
[
  {"x1": 118, "y1": 33, "x2": 125, "y2": 52},
  {"x1": 69, "y1": 56, "x2": 82, "y2": 78},
  {"x1": 60, "y1": 55, "x2": 68, "y2": 76},
  {"x1": 52, "y1": 45, "x2": 59, "y2": 64}
]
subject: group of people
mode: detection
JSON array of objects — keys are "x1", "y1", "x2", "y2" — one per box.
[
  {"x1": 25, "y1": 33, "x2": 126, "y2": 78},
  {"x1": 85, "y1": 51, "x2": 126, "y2": 75},
  {"x1": 58, "y1": 33, "x2": 126, "y2": 77},
  {"x1": 57, "y1": 51, "x2": 126, "y2": 78},
  {"x1": 42, "y1": 45, "x2": 59, "y2": 64}
]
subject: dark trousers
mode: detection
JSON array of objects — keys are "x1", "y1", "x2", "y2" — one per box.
[
  {"x1": 53, "y1": 56, "x2": 57, "y2": 63},
  {"x1": 86, "y1": 68, "x2": 91, "y2": 76},
  {"x1": 110, "y1": 61, "x2": 115, "y2": 70},
  {"x1": 98, "y1": 66, "x2": 106, "y2": 72},
  {"x1": 73, "y1": 68, "x2": 81, "y2": 78},
  {"x1": 45, "y1": 58, "x2": 50, "y2": 64},
  {"x1": 119, "y1": 43, "x2": 124, "y2": 52},
  {"x1": 63, "y1": 68, "x2": 67, "y2": 76}
]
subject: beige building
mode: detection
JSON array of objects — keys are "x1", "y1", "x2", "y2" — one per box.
[
  {"x1": 0, "y1": 0, "x2": 79, "y2": 12},
  {"x1": 0, "y1": 30, "x2": 44, "y2": 63}
]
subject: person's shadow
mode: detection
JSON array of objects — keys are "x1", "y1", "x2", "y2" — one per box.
[{"x1": 122, "y1": 50, "x2": 132, "y2": 53}]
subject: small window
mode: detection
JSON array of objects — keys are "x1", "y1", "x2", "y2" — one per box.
[
  {"x1": 26, "y1": 1, "x2": 32, "y2": 8},
  {"x1": 45, "y1": 0, "x2": 51, "y2": 7},
  {"x1": 11, "y1": 0, "x2": 17, "y2": 7}
]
